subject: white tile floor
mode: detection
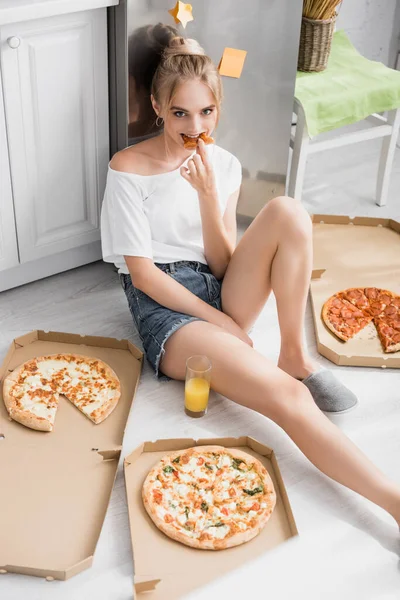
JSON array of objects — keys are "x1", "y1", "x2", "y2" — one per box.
[{"x1": 1, "y1": 137, "x2": 399, "y2": 599}]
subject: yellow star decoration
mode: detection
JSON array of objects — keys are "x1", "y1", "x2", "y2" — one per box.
[{"x1": 168, "y1": 1, "x2": 194, "y2": 28}]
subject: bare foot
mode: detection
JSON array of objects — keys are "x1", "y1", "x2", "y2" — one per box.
[{"x1": 278, "y1": 353, "x2": 320, "y2": 380}]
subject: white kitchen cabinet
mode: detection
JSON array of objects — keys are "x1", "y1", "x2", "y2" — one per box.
[
  {"x1": 0, "y1": 7, "x2": 111, "y2": 291},
  {"x1": 0, "y1": 72, "x2": 19, "y2": 272}
]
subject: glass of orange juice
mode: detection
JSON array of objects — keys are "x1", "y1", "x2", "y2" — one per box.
[{"x1": 184, "y1": 355, "x2": 212, "y2": 418}]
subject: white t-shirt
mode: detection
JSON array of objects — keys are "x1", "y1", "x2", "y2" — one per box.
[{"x1": 100, "y1": 144, "x2": 242, "y2": 274}]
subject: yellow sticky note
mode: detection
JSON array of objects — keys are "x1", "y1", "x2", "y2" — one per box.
[
  {"x1": 218, "y1": 48, "x2": 247, "y2": 78},
  {"x1": 168, "y1": 1, "x2": 194, "y2": 28}
]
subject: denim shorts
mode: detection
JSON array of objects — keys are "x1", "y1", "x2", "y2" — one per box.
[{"x1": 119, "y1": 261, "x2": 222, "y2": 380}]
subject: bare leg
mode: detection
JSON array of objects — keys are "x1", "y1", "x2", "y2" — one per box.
[
  {"x1": 160, "y1": 321, "x2": 400, "y2": 524},
  {"x1": 222, "y1": 195, "x2": 318, "y2": 379}
]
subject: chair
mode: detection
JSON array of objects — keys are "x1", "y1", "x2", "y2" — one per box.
[{"x1": 288, "y1": 31, "x2": 400, "y2": 207}]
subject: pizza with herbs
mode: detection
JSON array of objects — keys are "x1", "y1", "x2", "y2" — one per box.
[
  {"x1": 322, "y1": 287, "x2": 400, "y2": 352},
  {"x1": 3, "y1": 353, "x2": 121, "y2": 432},
  {"x1": 142, "y1": 446, "x2": 276, "y2": 550}
]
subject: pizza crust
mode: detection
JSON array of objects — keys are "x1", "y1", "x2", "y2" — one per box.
[
  {"x1": 87, "y1": 374, "x2": 121, "y2": 424},
  {"x1": 3, "y1": 362, "x2": 55, "y2": 432},
  {"x1": 321, "y1": 299, "x2": 350, "y2": 341},
  {"x1": 142, "y1": 445, "x2": 276, "y2": 551},
  {"x1": 3, "y1": 405, "x2": 54, "y2": 432}
]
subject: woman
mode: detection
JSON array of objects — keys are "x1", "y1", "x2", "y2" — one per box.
[{"x1": 101, "y1": 31, "x2": 400, "y2": 528}]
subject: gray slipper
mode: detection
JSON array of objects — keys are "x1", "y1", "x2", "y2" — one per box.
[{"x1": 301, "y1": 369, "x2": 359, "y2": 413}]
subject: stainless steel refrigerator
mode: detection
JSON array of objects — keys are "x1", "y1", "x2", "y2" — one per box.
[{"x1": 108, "y1": 0, "x2": 302, "y2": 217}]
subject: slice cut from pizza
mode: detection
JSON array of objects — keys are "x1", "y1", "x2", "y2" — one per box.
[
  {"x1": 57, "y1": 355, "x2": 121, "y2": 424},
  {"x1": 3, "y1": 361, "x2": 59, "y2": 431},
  {"x1": 199, "y1": 132, "x2": 214, "y2": 144},
  {"x1": 373, "y1": 294, "x2": 400, "y2": 353},
  {"x1": 374, "y1": 317, "x2": 400, "y2": 353},
  {"x1": 182, "y1": 132, "x2": 214, "y2": 150},
  {"x1": 322, "y1": 293, "x2": 373, "y2": 342}
]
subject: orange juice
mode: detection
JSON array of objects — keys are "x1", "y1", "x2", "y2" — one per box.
[{"x1": 185, "y1": 377, "x2": 210, "y2": 413}]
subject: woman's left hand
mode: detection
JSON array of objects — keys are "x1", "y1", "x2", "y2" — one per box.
[{"x1": 180, "y1": 138, "x2": 217, "y2": 197}]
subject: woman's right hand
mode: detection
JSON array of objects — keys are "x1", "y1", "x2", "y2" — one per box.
[{"x1": 214, "y1": 312, "x2": 253, "y2": 347}]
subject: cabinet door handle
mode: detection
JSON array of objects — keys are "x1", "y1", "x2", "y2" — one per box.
[{"x1": 7, "y1": 36, "x2": 21, "y2": 49}]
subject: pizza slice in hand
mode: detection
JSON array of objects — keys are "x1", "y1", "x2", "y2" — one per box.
[{"x1": 182, "y1": 132, "x2": 214, "y2": 150}]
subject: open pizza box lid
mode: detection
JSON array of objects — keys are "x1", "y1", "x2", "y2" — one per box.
[
  {"x1": 0, "y1": 330, "x2": 143, "y2": 580},
  {"x1": 124, "y1": 436, "x2": 298, "y2": 598},
  {"x1": 310, "y1": 214, "x2": 400, "y2": 368}
]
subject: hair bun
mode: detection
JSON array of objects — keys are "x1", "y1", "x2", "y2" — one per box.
[{"x1": 164, "y1": 36, "x2": 206, "y2": 58}]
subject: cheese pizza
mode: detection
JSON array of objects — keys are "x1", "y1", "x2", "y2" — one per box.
[
  {"x1": 3, "y1": 353, "x2": 121, "y2": 432},
  {"x1": 142, "y1": 445, "x2": 276, "y2": 550}
]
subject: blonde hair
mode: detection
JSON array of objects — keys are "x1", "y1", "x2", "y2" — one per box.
[{"x1": 151, "y1": 36, "x2": 222, "y2": 119}]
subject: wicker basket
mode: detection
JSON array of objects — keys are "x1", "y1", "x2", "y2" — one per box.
[{"x1": 297, "y1": 15, "x2": 336, "y2": 72}]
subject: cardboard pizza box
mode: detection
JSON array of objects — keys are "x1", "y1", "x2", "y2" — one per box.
[
  {"x1": 124, "y1": 436, "x2": 298, "y2": 599},
  {"x1": 0, "y1": 330, "x2": 143, "y2": 580},
  {"x1": 311, "y1": 214, "x2": 400, "y2": 368}
]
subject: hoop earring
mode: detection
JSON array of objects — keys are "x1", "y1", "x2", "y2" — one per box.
[{"x1": 156, "y1": 116, "x2": 164, "y2": 127}]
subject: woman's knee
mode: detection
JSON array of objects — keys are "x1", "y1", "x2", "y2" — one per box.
[
  {"x1": 263, "y1": 195, "x2": 312, "y2": 239},
  {"x1": 272, "y1": 379, "x2": 316, "y2": 428}
]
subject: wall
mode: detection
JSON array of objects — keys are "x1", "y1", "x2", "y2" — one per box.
[{"x1": 336, "y1": 0, "x2": 400, "y2": 67}]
